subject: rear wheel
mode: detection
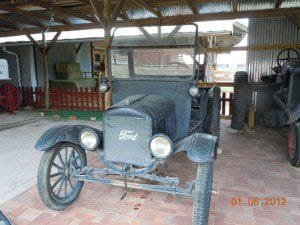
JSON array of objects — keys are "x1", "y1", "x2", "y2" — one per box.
[
  {"x1": 0, "y1": 83, "x2": 21, "y2": 112},
  {"x1": 205, "y1": 86, "x2": 221, "y2": 146},
  {"x1": 193, "y1": 161, "x2": 214, "y2": 225},
  {"x1": 231, "y1": 71, "x2": 250, "y2": 130},
  {"x1": 287, "y1": 122, "x2": 300, "y2": 167},
  {"x1": 37, "y1": 143, "x2": 87, "y2": 210}
]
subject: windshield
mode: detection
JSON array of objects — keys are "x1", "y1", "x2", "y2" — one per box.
[{"x1": 110, "y1": 25, "x2": 197, "y2": 78}]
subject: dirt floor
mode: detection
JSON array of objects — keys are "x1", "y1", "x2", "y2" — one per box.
[{"x1": 0, "y1": 111, "x2": 300, "y2": 225}]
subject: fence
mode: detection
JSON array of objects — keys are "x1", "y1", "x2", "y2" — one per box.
[
  {"x1": 199, "y1": 82, "x2": 234, "y2": 118},
  {"x1": 20, "y1": 84, "x2": 234, "y2": 116},
  {"x1": 20, "y1": 87, "x2": 105, "y2": 111},
  {"x1": 220, "y1": 92, "x2": 234, "y2": 118}
]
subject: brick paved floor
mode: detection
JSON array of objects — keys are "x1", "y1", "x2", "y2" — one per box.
[{"x1": 1, "y1": 120, "x2": 300, "y2": 225}]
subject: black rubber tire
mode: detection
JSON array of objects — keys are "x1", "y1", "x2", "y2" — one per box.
[
  {"x1": 287, "y1": 122, "x2": 300, "y2": 167},
  {"x1": 193, "y1": 162, "x2": 214, "y2": 225},
  {"x1": 205, "y1": 86, "x2": 221, "y2": 149},
  {"x1": 37, "y1": 143, "x2": 87, "y2": 211},
  {"x1": 231, "y1": 71, "x2": 251, "y2": 130}
]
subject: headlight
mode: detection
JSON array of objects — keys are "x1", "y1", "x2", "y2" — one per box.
[
  {"x1": 150, "y1": 134, "x2": 173, "y2": 159},
  {"x1": 99, "y1": 82, "x2": 109, "y2": 92},
  {"x1": 79, "y1": 129, "x2": 99, "y2": 150},
  {"x1": 189, "y1": 86, "x2": 199, "y2": 97}
]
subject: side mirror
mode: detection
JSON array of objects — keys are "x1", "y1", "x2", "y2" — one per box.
[{"x1": 99, "y1": 77, "x2": 110, "y2": 93}]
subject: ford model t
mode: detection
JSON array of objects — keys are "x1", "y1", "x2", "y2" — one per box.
[{"x1": 35, "y1": 25, "x2": 220, "y2": 225}]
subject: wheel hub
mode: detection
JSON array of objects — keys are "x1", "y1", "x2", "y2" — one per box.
[{"x1": 63, "y1": 165, "x2": 72, "y2": 177}]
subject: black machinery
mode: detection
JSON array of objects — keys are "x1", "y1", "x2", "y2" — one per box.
[
  {"x1": 232, "y1": 48, "x2": 300, "y2": 167},
  {"x1": 260, "y1": 48, "x2": 300, "y2": 167}
]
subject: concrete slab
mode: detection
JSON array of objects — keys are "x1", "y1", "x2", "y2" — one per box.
[
  {"x1": 0, "y1": 110, "x2": 40, "y2": 126},
  {"x1": 0, "y1": 111, "x2": 101, "y2": 205}
]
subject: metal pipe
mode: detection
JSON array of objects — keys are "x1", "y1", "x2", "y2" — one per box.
[
  {"x1": 77, "y1": 174, "x2": 194, "y2": 197},
  {"x1": 41, "y1": 31, "x2": 50, "y2": 110},
  {"x1": 1, "y1": 47, "x2": 22, "y2": 87},
  {"x1": 104, "y1": 0, "x2": 112, "y2": 109}
]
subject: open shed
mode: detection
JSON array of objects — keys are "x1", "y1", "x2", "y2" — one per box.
[
  {"x1": 0, "y1": 1, "x2": 300, "y2": 225},
  {"x1": 0, "y1": 0, "x2": 299, "y2": 110}
]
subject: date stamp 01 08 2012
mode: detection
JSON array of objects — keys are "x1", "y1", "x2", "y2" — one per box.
[{"x1": 231, "y1": 196, "x2": 287, "y2": 207}]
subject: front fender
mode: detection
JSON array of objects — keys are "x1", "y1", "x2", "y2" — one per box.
[
  {"x1": 174, "y1": 133, "x2": 217, "y2": 163},
  {"x1": 35, "y1": 125, "x2": 103, "y2": 151}
]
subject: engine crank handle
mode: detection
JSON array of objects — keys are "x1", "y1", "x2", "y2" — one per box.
[{"x1": 120, "y1": 170, "x2": 128, "y2": 201}]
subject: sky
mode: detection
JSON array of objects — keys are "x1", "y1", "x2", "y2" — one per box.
[
  {"x1": 0, "y1": 19, "x2": 249, "y2": 66},
  {"x1": 0, "y1": 19, "x2": 248, "y2": 44}
]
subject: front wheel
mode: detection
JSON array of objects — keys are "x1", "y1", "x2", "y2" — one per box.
[
  {"x1": 37, "y1": 143, "x2": 87, "y2": 210},
  {"x1": 193, "y1": 161, "x2": 214, "y2": 225}
]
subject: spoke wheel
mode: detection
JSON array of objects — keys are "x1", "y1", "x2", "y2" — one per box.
[
  {"x1": 37, "y1": 143, "x2": 87, "y2": 210},
  {"x1": 0, "y1": 83, "x2": 21, "y2": 112},
  {"x1": 277, "y1": 48, "x2": 300, "y2": 68}
]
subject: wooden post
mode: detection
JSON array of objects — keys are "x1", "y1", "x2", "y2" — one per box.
[
  {"x1": 104, "y1": 0, "x2": 112, "y2": 109},
  {"x1": 221, "y1": 92, "x2": 226, "y2": 115},
  {"x1": 248, "y1": 106, "x2": 255, "y2": 131},
  {"x1": 41, "y1": 31, "x2": 50, "y2": 109},
  {"x1": 26, "y1": 30, "x2": 61, "y2": 110}
]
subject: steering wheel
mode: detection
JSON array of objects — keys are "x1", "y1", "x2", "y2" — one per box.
[{"x1": 277, "y1": 48, "x2": 300, "y2": 67}]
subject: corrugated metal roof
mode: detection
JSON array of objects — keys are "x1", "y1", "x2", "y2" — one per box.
[
  {"x1": 160, "y1": 5, "x2": 192, "y2": 17},
  {"x1": 124, "y1": 0, "x2": 293, "y2": 18},
  {"x1": 0, "y1": 0, "x2": 299, "y2": 37},
  {"x1": 281, "y1": 0, "x2": 300, "y2": 8},
  {"x1": 198, "y1": 1, "x2": 232, "y2": 14},
  {"x1": 123, "y1": 0, "x2": 300, "y2": 19},
  {"x1": 126, "y1": 9, "x2": 156, "y2": 20},
  {"x1": 238, "y1": 0, "x2": 276, "y2": 11}
]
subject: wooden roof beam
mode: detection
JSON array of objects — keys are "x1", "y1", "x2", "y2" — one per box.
[
  {"x1": 111, "y1": 0, "x2": 127, "y2": 24},
  {"x1": 31, "y1": 0, "x2": 98, "y2": 23},
  {"x1": 0, "y1": 7, "x2": 299, "y2": 37},
  {"x1": 0, "y1": 15, "x2": 19, "y2": 30},
  {"x1": 26, "y1": 10, "x2": 69, "y2": 25},
  {"x1": 183, "y1": 0, "x2": 198, "y2": 15},
  {"x1": 134, "y1": 0, "x2": 161, "y2": 17},
  {"x1": 0, "y1": 23, "x2": 15, "y2": 30},
  {"x1": 89, "y1": 0, "x2": 106, "y2": 27},
  {"x1": 202, "y1": 43, "x2": 300, "y2": 53},
  {"x1": 0, "y1": 13, "x2": 41, "y2": 29},
  {"x1": 138, "y1": 27, "x2": 155, "y2": 42},
  {"x1": 127, "y1": 7, "x2": 300, "y2": 26},
  {"x1": 165, "y1": 25, "x2": 181, "y2": 42},
  {"x1": 0, "y1": 3, "x2": 70, "y2": 25},
  {"x1": 275, "y1": 0, "x2": 284, "y2": 9},
  {"x1": 120, "y1": 11, "x2": 151, "y2": 38},
  {"x1": 1, "y1": 6, "x2": 46, "y2": 27},
  {"x1": 232, "y1": 0, "x2": 238, "y2": 12}
]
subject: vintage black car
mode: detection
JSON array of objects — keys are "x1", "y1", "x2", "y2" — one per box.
[{"x1": 35, "y1": 25, "x2": 220, "y2": 225}]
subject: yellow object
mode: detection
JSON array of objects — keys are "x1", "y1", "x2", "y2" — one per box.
[{"x1": 248, "y1": 107, "x2": 255, "y2": 130}]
